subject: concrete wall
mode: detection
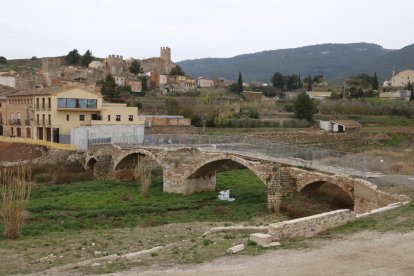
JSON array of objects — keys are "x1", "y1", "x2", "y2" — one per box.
[
  {"x1": 71, "y1": 124, "x2": 145, "y2": 150},
  {"x1": 0, "y1": 76, "x2": 16, "y2": 88},
  {"x1": 268, "y1": 209, "x2": 356, "y2": 241},
  {"x1": 319, "y1": 120, "x2": 331, "y2": 131}
]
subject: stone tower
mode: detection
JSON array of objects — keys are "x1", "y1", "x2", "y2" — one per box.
[
  {"x1": 160, "y1": 47, "x2": 172, "y2": 75},
  {"x1": 42, "y1": 57, "x2": 61, "y2": 86},
  {"x1": 105, "y1": 55, "x2": 125, "y2": 76}
]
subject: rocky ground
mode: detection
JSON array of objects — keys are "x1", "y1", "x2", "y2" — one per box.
[
  {"x1": 122, "y1": 231, "x2": 414, "y2": 276},
  {"x1": 27, "y1": 230, "x2": 414, "y2": 276}
]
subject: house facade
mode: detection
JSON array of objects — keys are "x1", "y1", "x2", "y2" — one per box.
[
  {"x1": 0, "y1": 86, "x2": 145, "y2": 143},
  {"x1": 383, "y1": 69, "x2": 414, "y2": 87}
]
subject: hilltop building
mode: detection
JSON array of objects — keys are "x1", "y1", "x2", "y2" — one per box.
[{"x1": 383, "y1": 69, "x2": 414, "y2": 87}]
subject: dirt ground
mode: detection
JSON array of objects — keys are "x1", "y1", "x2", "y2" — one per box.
[
  {"x1": 124, "y1": 231, "x2": 414, "y2": 276},
  {"x1": 0, "y1": 142, "x2": 45, "y2": 162}
]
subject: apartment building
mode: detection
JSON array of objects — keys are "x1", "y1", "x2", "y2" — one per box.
[{"x1": 0, "y1": 86, "x2": 144, "y2": 143}]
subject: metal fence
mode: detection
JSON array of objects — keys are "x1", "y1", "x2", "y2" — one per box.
[{"x1": 85, "y1": 134, "x2": 367, "y2": 177}]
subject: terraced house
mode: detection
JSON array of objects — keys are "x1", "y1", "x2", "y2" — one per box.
[{"x1": 0, "y1": 86, "x2": 144, "y2": 143}]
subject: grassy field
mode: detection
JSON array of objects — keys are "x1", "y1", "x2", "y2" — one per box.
[
  {"x1": 0, "y1": 168, "x2": 413, "y2": 275},
  {"x1": 0, "y1": 169, "x2": 271, "y2": 240}
]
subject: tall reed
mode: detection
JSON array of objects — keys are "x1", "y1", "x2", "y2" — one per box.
[{"x1": 0, "y1": 166, "x2": 32, "y2": 239}]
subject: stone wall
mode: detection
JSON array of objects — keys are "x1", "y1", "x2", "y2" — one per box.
[{"x1": 268, "y1": 209, "x2": 356, "y2": 241}]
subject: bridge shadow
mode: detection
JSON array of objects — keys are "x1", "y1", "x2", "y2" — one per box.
[
  {"x1": 281, "y1": 181, "x2": 354, "y2": 218},
  {"x1": 115, "y1": 152, "x2": 163, "y2": 181}
]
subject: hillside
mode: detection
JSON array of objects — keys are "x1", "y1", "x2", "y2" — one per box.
[{"x1": 177, "y1": 43, "x2": 414, "y2": 83}]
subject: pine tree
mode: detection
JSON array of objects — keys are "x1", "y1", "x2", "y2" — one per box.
[
  {"x1": 141, "y1": 76, "x2": 148, "y2": 92},
  {"x1": 65, "y1": 49, "x2": 81, "y2": 65},
  {"x1": 237, "y1": 71, "x2": 243, "y2": 93},
  {"x1": 307, "y1": 75, "x2": 312, "y2": 91},
  {"x1": 81, "y1": 50, "x2": 94, "y2": 67},
  {"x1": 372, "y1": 72, "x2": 379, "y2": 90},
  {"x1": 271, "y1": 72, "x2": 285, "y2": 90},
  {"x1": 407, "y1": 82, "x2": 414, "y2": 101},
  {"x1": 100, "y1": 74, "x2": 117, "y2": 99},
  {"x1": 294, "y1": 91, "x2": 317, "y2": 121},
  {"x1": 129, "y1": 60, "x2": 143, "y2": 75}
]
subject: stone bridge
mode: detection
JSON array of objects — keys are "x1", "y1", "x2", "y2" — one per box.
[{"x1": 85, "y1": 144, "x2": 406, "y2": 214}]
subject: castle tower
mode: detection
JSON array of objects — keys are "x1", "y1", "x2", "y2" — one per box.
[
  {"x1": 42, "y1": 57, "x2": 61, "y2": 86},
  {"x1": 105, "y1": 55, "x2": 124, "y2": 76},
  {"x1": 160, "y1": 47, "x2": 171, "y2": 75}
]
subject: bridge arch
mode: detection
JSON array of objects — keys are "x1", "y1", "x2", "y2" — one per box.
[
  {"x1": 185, "y1": 154, "x2": 269, "y2": 186},
  {"x1": 296, "y1": 175, "x2": 354, "y2": 200},
  {"x1": 113, "y1": 149, "x2": 162, "y2": 171},
  {"x1": 85, "y1": 157, "x2": 97, "y2": 171}
]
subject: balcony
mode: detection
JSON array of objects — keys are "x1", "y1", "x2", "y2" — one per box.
[
  {"x1": 8, "y1": 119, "x2": 21, "y2": 125},
  {"x1": 35, "y1": 119, "x2": 51, "y2": 126},
  {"x1": 25, "y1": 118, "x2": 32, "y2": 125}
]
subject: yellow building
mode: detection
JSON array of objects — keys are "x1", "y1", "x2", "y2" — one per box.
[{"x1": 0, "y1": 86, "x2": 144, "y2": 143}]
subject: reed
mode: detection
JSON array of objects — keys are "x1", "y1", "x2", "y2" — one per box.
[{"x1": 0, "y1": 166, "x2": 32, "y2": 239}]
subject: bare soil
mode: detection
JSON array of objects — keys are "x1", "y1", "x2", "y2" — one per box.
[
  {"x1": 125, "y1": 231, "x2": 414, "y2": 276},
  {"x1": 0, "y1": 142, "x2": 46, "y2": 162}
]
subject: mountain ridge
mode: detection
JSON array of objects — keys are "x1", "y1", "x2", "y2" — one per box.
[{"x1": 177, "y1": 42, "x2": 414, "y2": 83}]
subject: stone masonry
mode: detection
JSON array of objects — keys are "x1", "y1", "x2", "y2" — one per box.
[{"x1": 86, "y1": 145, "x2": 406, "y2": 213}]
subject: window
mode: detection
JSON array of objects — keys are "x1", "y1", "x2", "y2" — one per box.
[
  {"x1": 79, "y1": 99, "x2": 87, "y2": 108},
  {"x1": 66, "y1": 114, "x2": 69, "y2": 121},
  {"x1": 87, "y1": 99, "x2": 97, "y2": 108},
  {"x1": 36, "y1": 98, "x2": 39, "y2": 109},
  {"x1": 67, "y1": 99, "x2": 76, "y2": 108},
  {"x1": 58, "y1": 98, "x2": 66, "y2": 108},
  {"x1": 79, "y1": 115, "x2": 85, "y2": 121},
  {"x1": 48, "y1": 114, "x2": 51, "y2": 125},
  {"x1": 48, "y1": 98, "x2": 51, "y2": 109},
  {"x1": 107, "y1": 115, "x2": 111, "y2": 121},
  {"x1": 42, "y1": 98, "x2": 45, "y2": 109},
  {"x1": 116, "y1": 115, "x2": 121, "y2": 122},
  {"x1": 128, "y1": 115, "x2": 133, "y2": 122},
  {"x1": 57, "y1": 98, "x2": 97, "y2": 109}
]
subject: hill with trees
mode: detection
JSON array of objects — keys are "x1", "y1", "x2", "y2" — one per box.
[{"x1": 177, "y1": 43, "x2": 414, "y2": 83}]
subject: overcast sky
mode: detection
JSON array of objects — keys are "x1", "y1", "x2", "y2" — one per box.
[{"x1": 1, "y1": 0, "x2": 413, "y2": 61}]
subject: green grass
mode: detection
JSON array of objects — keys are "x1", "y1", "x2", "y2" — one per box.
[
  {"x1": 0, "y1": 169, "x2": 267, "y2": 239},
  {"x1": 359, "y1": 115, "x2": 414, "y2": 127},
  {"x1": 352, "y1": 133, "x2": 409, "y2": 152}
]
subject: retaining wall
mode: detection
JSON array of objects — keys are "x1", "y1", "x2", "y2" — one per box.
[{"x1": 268, "y1": 209, "x2": 356, "y2": 241}]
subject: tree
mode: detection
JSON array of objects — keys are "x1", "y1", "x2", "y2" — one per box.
[
  {"x1": 170, "y1": 65, "x2": 185, "y2": 76},
  {"x1": 141, "y1": 76, "x2": 149, "y2": 92},
  {"x1": 372, "y1": 72, "x2": 379, "y2": 90},
  {"x1": 285, "y1": 74, "x2": 301, "y2": 91},
  {"x1": 307, "y1": 75, "x2": 312, "y2": 91},
  {"x1": 0, "y1": 56, "x2": 7, "y2": 64},
  {"x1": 65, "y1": 49, "x2": 81, "y2": 65},
  {"x1": 165, "y1": 97, "x2": 181, "y2": 115},
  {"x1": 129, "y1": 60, "x2": 143, "y2": 75},
  {"x1": 294, "y1": 91, "x2": 317, "y2": 121},
  {"x1": 407, "y1": 82, "x2": 414, "y2": 101},
  {"x1": 30, "y1": 56, "x2": 38, "y2": 61},
  {"x1": 271, "y1": 72, "x2": 285, "y2": 90},
  {"x1": 81, "y1": 50, "x2": 94, "y2": 67},
  {"x1": 100, "y1": 74, "x2": 118, "y2": 99},
  {"x1": 237, "y1": 71, "x2": 243, "y2": 94}
]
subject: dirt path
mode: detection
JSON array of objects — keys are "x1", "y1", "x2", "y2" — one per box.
[{"x1": 120, "y1": 231, "x2": 414, "y2": 276}]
